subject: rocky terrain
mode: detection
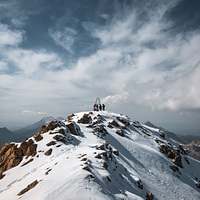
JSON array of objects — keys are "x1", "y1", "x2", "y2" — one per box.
[
  {"x1": 0, "y1": 111, "x2": 200, "y2": 200},
  {"x1": 143, "y1": 121, "x2": 200, "y2": 162}
]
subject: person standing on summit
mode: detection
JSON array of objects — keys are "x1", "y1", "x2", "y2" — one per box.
[
  {"x1": 102, "y1": 104, "x2": 105, "y2": 111},
  {"x1": 99, "y1": 104, "x2": 102, "y2": 111}
]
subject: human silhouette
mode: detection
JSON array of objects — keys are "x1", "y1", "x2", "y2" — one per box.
[
  {"x1": 96, "y1": 104, "x2": 99, "y2": 111},
  {"x1": 102, "y1": 104, "x2": 105, "y2": 111}
]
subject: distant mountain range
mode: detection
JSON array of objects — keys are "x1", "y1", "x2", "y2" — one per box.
[
  {"x1": 143, "y1": 121, "x2": 184, "y2": 144},
  {"x1": 0, "y1": 127, "x2": 19, "y2": 146},
  {"x1": 0, "y1": 117, "x2": 64, "y2": 147}
]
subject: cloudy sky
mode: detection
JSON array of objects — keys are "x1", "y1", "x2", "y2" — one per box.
[{"x1": 0, "y1": 0, "x2": 200, "y2": 133}]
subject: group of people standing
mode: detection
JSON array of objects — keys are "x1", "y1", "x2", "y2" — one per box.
[{"x1": 93, "y1": 104, "x2": 105, "y2": 111}]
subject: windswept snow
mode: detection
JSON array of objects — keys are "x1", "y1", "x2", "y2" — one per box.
[{"x1": 0, "y1": 111, "x2": 200, "y2": 200}]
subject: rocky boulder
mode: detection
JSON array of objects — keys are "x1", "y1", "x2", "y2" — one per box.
[
  {"x1": 173, "y1": 154, "x2": 183, "y2": 168},
  {"x1": 44, "y1": 149, "x2": 53, "y2": 156},
  {"x1": 18, "y1": 180, "x2": 38, "y2": 196},
  {"x1": 66, "y1": 122, "x2": 80, "y2": 135},
  {"x1": 116, "y1": 117, "x2": 130, "y2": 126},
  {"x1": 39, "y1": 121, "x2": 61, "y2": 134},
  {"x1": 33, "y1": 133, "x2": 43, "y2": 142},
  {"x1": 109, "y1": 120, "x2": 119, "y2": 127},
  {"x1": 0, "y1": 139, "x2": 38, "y2": 176},
  {"x1": 77, "y1": 114, "x2": 92, "y2": 124},
  {"x1": 146, "y1": 193, "x2": 154, "y2": 200}
]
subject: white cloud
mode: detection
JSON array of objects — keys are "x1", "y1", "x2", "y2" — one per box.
[
  {"x1": 0, "y1": 23, "x2": 24, "y2": 46},
  {"x1": 1, "y1": 0, "x2": 200, "y2": 128},
  {"x1": 22, "y1": 110, "x2": 46, "y2": 115},
  {"x1": 49, "y1": 27, "x2": 76, "y2": 53},
  {"x1": 6, "y1": 49, "x2": 63, "y2": 75}
]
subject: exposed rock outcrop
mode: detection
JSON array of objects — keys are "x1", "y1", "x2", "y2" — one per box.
[
  {"x1": 0, "y1": 139, "x2": 37, "y2": 176},
  {"x1": 39, "y1": 121, "x2": 61, "y2": 134},
  {"x1": 116, "y1": 130, "x2": 124, "y2": 137},
  {"x1": 67, "y1": 113, "x2": 75, "y2": 121},
  {"x1": 146, "y1": 193, "x2": 154, "y2": 200},
  {"x1": 173, "y1": 154, "x2": 183, "y2": 168},
  {"x1": 33, "y1": 133, "x2": 43, "y2": 142},
  {"x1": 21, "y1": 158, "x2": 34, "y2": 167},
  {"x1": 109, "y1": 120, "x2": 119, "y2": 127},
  {"x1": 18, "y1": 180, "x2": 38, "y2": 196},
  {"x1": 170, "y1": 165, "x2": 180, "y2": 173},
  {"x1": 159, "y1": 144, "x2": 183, "y2": 168},
  {"x1": 53, "y1": 135, "x2": 66, "y2": 143},
  {"x1": 77, "y1": 114, "x2": 92, "y2": 124},
  {"x1": 66, "y1": 122, "x2": 80, "y2": 135},
  {"x1": 46, "y1": 141, "x2": 56, "y2": 146},
  {"x1": 44, "y1": 149, "x2": 52, "y2": 156},
  {"x1": 116, "y1": 117, "x2": 130, "y2": 126}
]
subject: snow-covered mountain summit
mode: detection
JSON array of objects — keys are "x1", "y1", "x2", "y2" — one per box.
[{"x1": 0, "y1": 111, "x2": 200, "y2": 200}]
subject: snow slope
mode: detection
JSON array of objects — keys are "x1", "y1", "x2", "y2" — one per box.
[{"x1": 0, "y1": 111, "x2": 200, "y2": 200}]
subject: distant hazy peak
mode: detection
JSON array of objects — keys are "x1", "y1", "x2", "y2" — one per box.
[{"x1": 143, "y1": 121, "x2": 157, "y2": 128}]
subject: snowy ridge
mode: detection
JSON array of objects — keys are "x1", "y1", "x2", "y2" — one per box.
[{"x1": 0, "y1": 111, "x2": 200, "y2": 200}]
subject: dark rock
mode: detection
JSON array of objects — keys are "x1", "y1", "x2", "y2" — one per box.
[
  {"x1": 0, "y1": 144, "x2": 24, "y2": 173},
  {"x1": 83, "y1": 166, "x2": 91, "y2": 172},
  {"x1": 173, "y1": 154, "x2": 183, "y2": 168},
  {"x1": 81, "y1": 158, "x2": 87, "y2": 161},
  {"x1": 196, "y1": 183, "x2": 200, "y2": 189},
  {"x1": 116, "y1": 117, "x2": 130, "y2": 126},
  {"x1": 146, "y1": 193, "x2": 154, "y2": 200},
  {"x1": 77, "y1": 114, "x2": 92, "y2": 124},
  {"x1": 113, "y1": 150, "x2": 119, "y2": 156},
  {"x1": 95, "y1": 154, "x2": 101, "y2": 159},
  {"x1": 39, "y1": 125, "x2": 47, "y2": 134},
  {"x1": 45, "y1": 168, "x2": 52, "y2": 175},
  {"x1": 109, "y1": 120, "x2": 119, "y2": 127},
  {"x1": 20, "y1": 139, "x2": 34, "y2": 155},
  {"x1": 21, "y1": 158, "x2": 34, "y2": 167},
  {"x1": 179, "y1": 145, "x2": 187, "y2": 155},
  {"x1": 18, "y1": 180, "x2": 38, "y2": 196},
  {"x1": 170, "y1": 165, "x2": 180, "y2": 173},
  {"x1": 103, "y1": 162, "x2": 108, "y2": 170},
  {"x1": 136, "y1": 180, "x2": 143, "y2": 189},
  {"x1": 107, "y1": 124, "x2": 113, "y2": 129},
  {"x1": 160, "y1": 133, "x2": 165, "y2": 139},
  {"x1": 66, "y1": 122, "x2": 79, "y2": 135},
  {"x1": 116, "y1": 130, "x2": 124, "y2": 137},
  {"x1": 67, "y1": 113, "x2": 75, "y2": 121},
  {"x1": 184, "y1": 157, "x2": 190, "y2": 164},
  {"x1": 96, "y1": 144, "x2": 105, "y2": 150},
  {"x1": 0, "y1": 173, "x2": 5, "y2": 179},
  {"x1": 33, "y1": 133, "x2": 43, "y2": 142},
  {"x1": 58, "y1": 128, "x2": 65, "y2": 135},
  {"x1": 167, "y1": 150, "x2": 175, "y2": 159},
  {"x1": 0, "y1": 142, "x2": 15, "y2": 155},
  {"x1": 155, "y1": 138, "x2": 165, "y2": 144},
  {"x1": 94, "y1": 125, "x2": 108, "y2": 136},
  {"x1": 142, "y1": 130, "x2": 151, "y2": 136},
  {"x1": 106, "y1": 176, "x2": 111, "y2": 182},
  {"x1": 25, "y1": 144, "x2": 37, "y2": 158},
  {"x1": 46, "y1": 141, "x2": 56, "y2": 146},
  {"x1": 53, "y1": 135, "x2": 66, "y2": 143},
  {"x1": 39, "y1": 121, "x2": 60, "y2": 134},
  {"x1": 44, "y1": 149, "x2": 52, "y2": 156}
]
